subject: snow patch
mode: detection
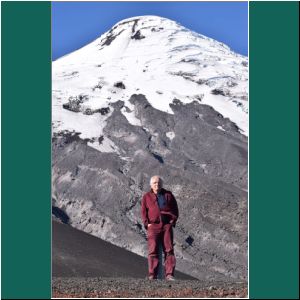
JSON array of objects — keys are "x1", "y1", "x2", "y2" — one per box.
[
  {"x1": 121, "y1": 106, "x2": 142, "y2": 126},
  {"x1": 88, "y1": 136, "x2": 120, "y2": 154},
  {"x1": 166, "y1": 131, "x2": 175, "y2": 140}
]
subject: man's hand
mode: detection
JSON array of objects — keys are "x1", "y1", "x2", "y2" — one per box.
[{"x1": 147, "y1": 224, "x2": 152, "y2": 229}]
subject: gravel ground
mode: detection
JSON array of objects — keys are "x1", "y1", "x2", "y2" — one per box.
[{"x1": 52, "y1": 277, "x2": 248, "y2": 298}]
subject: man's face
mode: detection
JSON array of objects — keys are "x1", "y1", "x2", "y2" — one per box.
[{"x1": 151, "y1": 177, "x2": 162, "y2": 194}]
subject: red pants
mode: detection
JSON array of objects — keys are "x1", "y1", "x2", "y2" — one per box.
[{"x1": 147, "y1": 223, "x2": 176, "y2": 278}]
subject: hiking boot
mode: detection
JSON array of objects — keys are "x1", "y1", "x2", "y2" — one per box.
[{"x1": 166, "y1": 275, "x2": 175, "y2": 281}]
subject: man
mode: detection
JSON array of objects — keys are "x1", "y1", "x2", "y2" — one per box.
[{"x1": 141, "y1": 175, "x2": 179, "y2": 281}]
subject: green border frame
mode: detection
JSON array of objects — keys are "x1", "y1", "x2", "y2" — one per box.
[
  {"x1": 1, "y1": 1, "x2": 299, "y2": 299},
  {"x1": 1, "y1": 2, "x2": 51, "y2": 299},
  {"x1": 249, "y1": 1, "x2": 299, "y2": 299}
]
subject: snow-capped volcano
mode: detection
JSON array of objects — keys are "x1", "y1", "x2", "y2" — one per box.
[
  {"x1": 52, "y1": 16, "x2": 248, "y2": 281},
  {"x1": 52, "y1": 15, "x2": 248, "y2": 154}
]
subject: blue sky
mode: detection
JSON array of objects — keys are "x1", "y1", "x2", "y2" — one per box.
[{"x1": 52, "y1": 1, "x2": 248, "y2": 61}]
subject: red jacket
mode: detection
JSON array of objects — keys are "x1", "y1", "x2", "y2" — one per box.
[{"x1": 141, "y1": 188, "x2": 179, "y2": 229}]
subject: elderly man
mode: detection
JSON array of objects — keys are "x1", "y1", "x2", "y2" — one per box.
[{"x1": 141, "y1": 175, "x2": 179, "y2": 280}]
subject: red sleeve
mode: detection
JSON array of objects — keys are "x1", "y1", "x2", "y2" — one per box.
[{"x1": 141, "y1": 194, "x2": 149, "y2": 229}]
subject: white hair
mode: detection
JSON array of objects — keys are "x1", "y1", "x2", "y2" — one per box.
[{"x1": 150, "y1": 175, "x2": 163, "y2": 186}]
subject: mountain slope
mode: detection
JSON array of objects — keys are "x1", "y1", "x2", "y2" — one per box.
[
  {"x1": 52, "y1": 15, "x2": 248, "y2": 281},
  {"x1": 52, "y1": 220, "x2": 194, "y2": 279}
]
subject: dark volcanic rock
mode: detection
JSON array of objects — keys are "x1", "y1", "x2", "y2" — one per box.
[
  {"x1": 52, "y1": 277, "x2": 247, "y2": 298},
  {"x1": 211, "y1": 88, "x2": 231, "y2": 96},
  {"x1": 52, "y1": 94, "x2": 248, "y2": 282},
  {"x1": 101, "y1": 29, "x2": 125, "y2": 46},
  {"x1": 131, "y1": 30, "x2": 145, "y2": 40},
  {"x1": 95, "y1": 107, "x2": 110, "y2": 115},
  {"x1": 114, "y1": 81, "x2": 126, "y2": 89},
  {"x1": 52, "y1": 220, "x2": 195, "y2": 279},
  {"x1": 52, "y1": 206, "x2": 70, "y2": 224}
]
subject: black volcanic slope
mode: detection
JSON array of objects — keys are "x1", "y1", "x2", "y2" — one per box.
[{"x1": 52, "y1": 220, "x2": 195, "y2": 280}]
